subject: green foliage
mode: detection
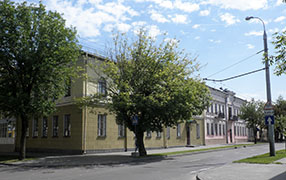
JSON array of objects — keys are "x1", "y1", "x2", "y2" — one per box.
[
  {"x1": 274, "y1": 96, "x2": 286, "y2": 139},
  {"x1": 0, "y1": 0, "x2": 80, "y2": 159},
  {"x1": 83, "y1": 30, "x2": 210, "y2": 155},
  {"x1": 104, "y1": 31, "x2": 210, "y2": 132},
  {"x1": 240, "y1": 99, "x2": 265, "y2": 129},
  {"x1": 270, "y1": 30, "x2": 286, "y2": 75},
  {"x1": 0, "y1": 0, "x2": 80, "y2": 117},
  {"x1": 239, "y1": 99, "x2": 265, "y2": 143}
]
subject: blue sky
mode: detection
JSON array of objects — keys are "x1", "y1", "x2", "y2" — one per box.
[{"x1": 16, "y1": 0, "x2": 286, "y2": 102}]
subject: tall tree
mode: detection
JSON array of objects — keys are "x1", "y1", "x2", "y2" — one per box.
[
  {"x1": 0, "y1": 0, "x2": 80, "y2": 159},
  {"x1": 271, "y1": 30, "x2": 286, "y2": 75},
  {"x1": 81, "y1": 31, "x2": 210, "y2": 156},
  {"x1": 240, "y1": 99, "x2": 265, "y2": 144},
  {"x1": 274, "y1": 96, "x2": 286, "y2": 141}
]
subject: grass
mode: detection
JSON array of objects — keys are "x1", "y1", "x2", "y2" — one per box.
[
  {"x1": 233, "y1": 149, "x2": 286, "y2": 164},
  {"x1": 0, "y1": 155, "x2": 36, "y2": 163},
  {"x1": 149, "y1": 144, "x2": 254, "y2": 156}
]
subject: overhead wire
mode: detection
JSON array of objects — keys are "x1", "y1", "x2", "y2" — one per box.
[{"x1": 207, "y1": 49, "x2": 264, "y2": 78}]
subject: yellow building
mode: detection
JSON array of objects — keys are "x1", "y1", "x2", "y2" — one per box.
[{"x1": 14, "y1": 53, "x2": 205, "y2": 154}]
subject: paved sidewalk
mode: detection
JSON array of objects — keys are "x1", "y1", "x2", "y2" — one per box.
[
  {"x1": 0, "y1": 143, "x2": 251, "y2": 167},
  {"x1": 197, "y1": 163, "x2": 286, "y2": 180}
]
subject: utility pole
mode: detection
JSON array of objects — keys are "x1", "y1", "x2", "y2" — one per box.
[{"x1": 246, "y1": 16, "x2": 275, "y2": 156}]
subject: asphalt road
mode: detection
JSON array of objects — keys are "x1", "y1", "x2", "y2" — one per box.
[{"x1": 0, "y1": 143, "x2": 285, "y2": 180}]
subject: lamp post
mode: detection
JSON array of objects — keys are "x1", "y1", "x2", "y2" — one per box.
[{"x1": 245, "y1": 16, "x2": 275, "y2": 156}]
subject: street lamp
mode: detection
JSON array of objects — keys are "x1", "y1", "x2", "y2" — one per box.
[{"x1": 245, "y1": 16, "x2": 275, "y2": 156}]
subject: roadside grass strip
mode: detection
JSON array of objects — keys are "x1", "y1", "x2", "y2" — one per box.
[
  {"x1": 0, "y1": 155, "x2": 36, "y2": 163},
  {"x1": 233, "y1": 149, "x2": 286, "y2": 164},
  {"x1": 150, "y1": 144, "x2": 254, "y2": 156}
]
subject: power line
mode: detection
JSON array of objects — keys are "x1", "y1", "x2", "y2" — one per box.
[
  {"x1": 207, "y1": 49, "x2": 264, "y2": 78},
  {"x1": 203, "y1": 67, "x2": 266, "y2": 82}
]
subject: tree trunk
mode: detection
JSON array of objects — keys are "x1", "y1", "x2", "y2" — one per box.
[
  {"x1": 253, "y1": 127, "x2": 257, "y2": 144},
  {"x1": 136, "y1": 129, "x2": 147, "y2": 156},
  {"x1": 19, "y1": 115, "x2": 28, "y2": 160}
]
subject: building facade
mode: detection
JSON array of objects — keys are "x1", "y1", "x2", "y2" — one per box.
[
  {"x1": 11, "y1": 53, "x2": 249, "y2": 154},
  {"x1": 205, "y1": 87, "x2": 249, "y2": 145}
]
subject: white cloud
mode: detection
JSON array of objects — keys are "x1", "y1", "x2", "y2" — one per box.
[
  {"x1": 244, "y1": 30, "x2": 263, "y2": 36},
  {"x1": 209, "y1": 39, "x2": 221, "y2": 43},
  {"x1": 274, "y1": 16, "x2": 286, "y2": 22},
  {"x1": 117, "y1": 23, "x2": 132, "y2": 33},
  {"x1": 276, "y1": 0, "x2": 283, "y2": 6},
  {"x1": 147, "y1": 25, "x2": 161, "y2": 38},
  {"x1": 171, "y1": 14, "x2": 188, "y2": 24},
  {"x1": 174, "y1": 0, "x2": 200, "y2": 13},
  {"x1": 204, "y1": 0, "x2": 268, "y2": 11},
  {"x1": 149, "y1": 10, "x2": 169, "y2": 23},
  {"x1": 199, "y1": 10, "x2": 210, "y2": 16},
  {"x1": 247, "y1": 44, "x2": 255, "y2": 49},
  {"x1": 211, "y1": 29, "x2": 216, "y2": 32},
  {"x1": 195, "y1": 36, "x2": 200, "y2": 40},
  {"x1": 158, "y1": 0, "x2": 173, "y2": 9},
  {"x1": 220, "y1": 13, "x2": 240, "y2": 26},
  {"x1": 192, "y1": 24, "x2": 200, "y2": 29},
  {"x1": 45, "y1": 0, "x2": 139, "y2": 37}
]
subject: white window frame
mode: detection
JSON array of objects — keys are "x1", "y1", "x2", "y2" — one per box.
[
  {"x1": 98, "y1": 114, "x2": 106, "y2": 137},
  {"x1": 63, "y1": 114, "x2": 71, "y2": 137},
  {"x1": 156, "y1": 131, "x2": 161, "y2": 138},
  {"x1": 146, "y1": 130, "x2": 152, "y2": 138},
  {"x1": 98, "y1": 79, "x2": 107, "y2": 95},
  {"x1": 52, "y1": 115, "x2": 59, "y2": 137},
  {"x1": 177, "y1": 124, "x2": 181, "y2": 137},
  {"x1": 42, "y1": 117, "x2": 48, "y2": 138},
  {"x1": 196, "y1": 124, "x2": 200, "y2": 139},
  {"x1": 118, "y1": 123, "x2": 125, "y2": 138},
  {"x1": 32, "y1": 117, "x2": 38, "y2": 137},
  {"x1": 166, "y1": 127, "x2": 170, "y2": 139}
]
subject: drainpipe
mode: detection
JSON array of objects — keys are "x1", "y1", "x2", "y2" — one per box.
[{"x1": 83, "y1": 53, "x2": 88, "y2": 154}]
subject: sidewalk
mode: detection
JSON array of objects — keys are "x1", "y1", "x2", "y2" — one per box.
[
  {"x1": 0, "y1": 143, "x2": 250, "y2": 167},
  {"x1": 197, "y1": 163, "x2": 286, "y2": 180}
]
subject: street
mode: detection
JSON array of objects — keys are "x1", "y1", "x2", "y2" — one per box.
[{"x1": 0, "y1": 143, "x2": 285, "y2": 180}]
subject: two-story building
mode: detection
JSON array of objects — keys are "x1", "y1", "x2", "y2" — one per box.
[{"x1": 10, "y1": 52, "x2": 250, "y2": 154}]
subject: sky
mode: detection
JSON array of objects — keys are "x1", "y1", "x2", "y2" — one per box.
[{"x1": 14, "y1": 0, "x2": 286, "y2": 102}]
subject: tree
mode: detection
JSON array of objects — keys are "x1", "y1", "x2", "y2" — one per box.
[
  {"x1": 82, "y1": 31, "x2": 210, "y2": 156},
  {"x1": 240, "y1": 99, "x2": 265, "y2": 144},
  {"x1": 271, "y1": 30, "x2": 286, "y2": 75},
  {"x1": 0, "y1": 0, "x2": 80, "y2": 159},
  {"x1": 274, "y1": 96, "x2": 286, "y2": 142}
]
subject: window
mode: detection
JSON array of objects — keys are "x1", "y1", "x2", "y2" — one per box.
[
  {"x1": 219, "y1": 124, "x2": 222, "y2": 136},
  {"x1": 219, "y1": 104, "x2": 221, "y2": 113},
  {"x1": 65, "y1": 78, "x2": 71, "y2": 97},
  {"x1": 32, "y1": 118, "x2": 38, "y2": 137},
  {"x1": 215, "y1": 123, "x2": 218, "y2": 135},
  {"x1": 211, "y1": 104, "x2": 213, "y2": 113},
  {"x1": 98, "y1": 79, "x2": 107, "y2": 95},
  {"x1": 223, "y1": 124, "x2": 225, "y2": 135},
  {"x1": 42, "y1": 117, "x2": 48, "y2": 137},
  {"x1": 196, "y1": 124, "x2": 200, "y2": 139},
  {"x1": 118, "y1": 124, "x2": 125, "y2": 137},
  {"x1": 146, "y1": 130, "x2": 152, "y2": 138},
  {"x1": 215, "y1": 104, "x2": 218, "y2": 114},
  {"x1": 26, "y1": 127, "x2": 29, "y2": 137},
  {"x1": 222, "y1": 105, "x2": 225, "y2": 114},
  {"x1": 0, "y1": 123, "x2": 7, "y2": 137},
  {"x1": 156, "y1": 131, "x2": 161, "y2": 138},
  {"x1": 207, "y1": 123, "x2": 210, "y2": 135},
  {"x1": 52, "y1": 116, "x2": 59, "y2": 137},
  {"x1": 234, "y1": 125, "x2": 236, "y2": 136},
  {"x1": 98, "y1": 114, "x2": 106, "y2": 137},
  {"x1": 166, "y1": 127, "x2": 170, "y2": 139},
  {"x1": 177, "y1": 124, "x2": 181, "y2": 137},
  {"x1": 63, "y1": 114, "x2": 71, "y2": 137},
  {"x1": 211, "y1": 123, "x2": 214, "y2": 135}
]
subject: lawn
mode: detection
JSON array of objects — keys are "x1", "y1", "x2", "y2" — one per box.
[
  {"x1": 233, "y1": 149, "x2": 286, "y2": 164},
  {"x1": 0, "y1": 155, "x2": 36, "y2": 163}
]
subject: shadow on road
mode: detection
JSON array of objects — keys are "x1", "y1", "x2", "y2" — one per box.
[
  {"x1": 0, "y1": 154, "x2": 171, "y2": 172},
  {"x1": 270, "y1": 171, "x2": 286, "y2": 180}
]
